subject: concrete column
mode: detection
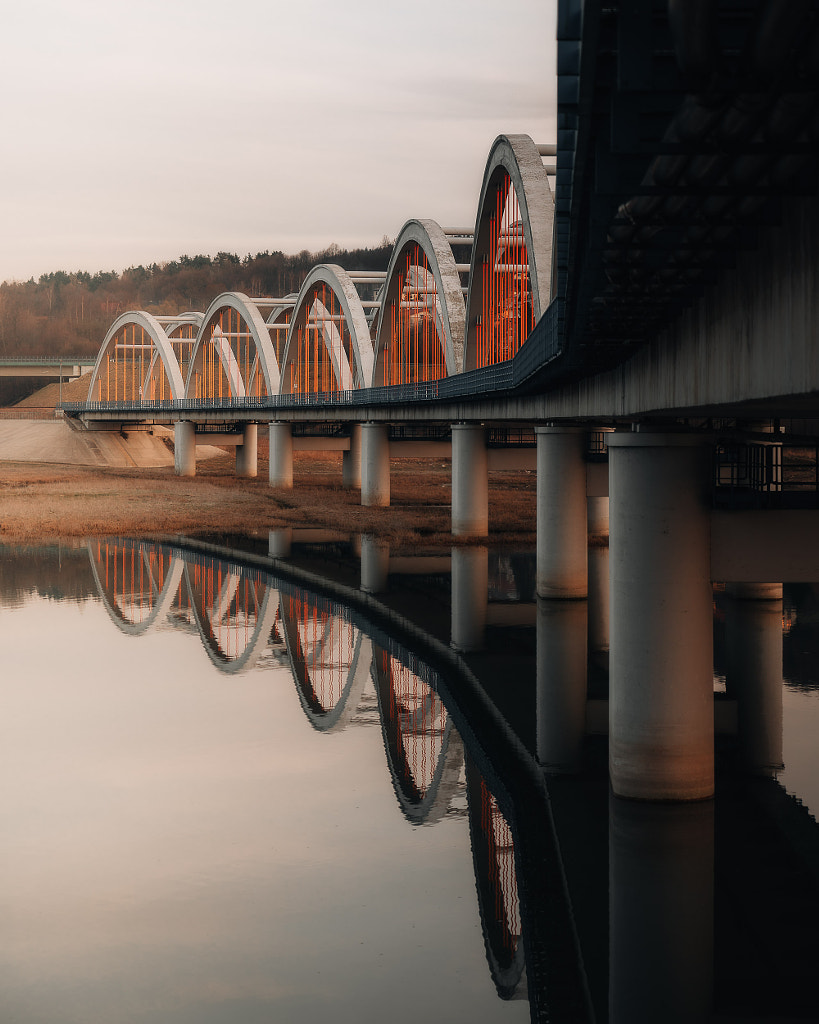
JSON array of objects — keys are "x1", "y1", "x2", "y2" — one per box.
[
  {"x1": 268, "y1": 528, "x2": 292, "y2": 559},
  {"x1": 536, "y1": 427, "x2": 588, "y2": 598},
  {"x1": 587, "y1": 495, "x2": 609, "y2": 538},
  {"x1": 361, "y1": 423, "x2": 390, "y2": 507},
  {"x1": 451, "y1": 424, "x2": 488, "y2": 537},
  {"x1": 724, "y1": 584, "x2": 784, "y2": 774},
  {"x1": 588, "y1": 492, "x2": 610, "y2": 656},
  {"x1": 174, "y1": 420, "x2": 196, "y2": 477},
  {"x1": 360, "y1": 534, "x2": 390, "y2": 593},
  {"x1": 269, "y1": 421, "x2": 293, "y2": 489},
  {"x1": 235, "y1": 423, "x2": 258, "y2": 478},
  {"x1": 343, "y1": 424, "x2": 362, "y2": 488},
  {"x1": 451, "y1": 546, "x2": 488, "y2": 652},
  {"x1": 609, "y1": 795, "x2": 713, "y2": 1024},
  {"x1": 536, "y1": 597, "x2": 588, "y2": 772},
  {"x1": 588, "y1": 543, "x2": 610, "y2": 655},
  {"x1": 608, "y1": 433, "x2": 714, "y2": 801}
]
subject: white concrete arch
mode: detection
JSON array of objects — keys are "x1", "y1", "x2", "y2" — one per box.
[
  {"x1": 87, "y1": 540, "x2": 185, "y2": 637},
  {"x1": 87, "y1": 310, "x2": 186, "y2": 403},
  {"x1": 185, "y1": 292, "x2": 281, "y2": 400},
  {"x1": 265, "y1": 294, "x2": 298, "y2": 326},
  {"x1": 143, "y1": 312, "x2": 203, "y2": 399},
  {"x1": 373, "y1": 218, "x2": 466, "y2": 384},
  {"x1": 280, "y1": 264, "x2": 374, "y2": 394},
  {"x1": 463, "y1": 134, "x2": 555, "y2": 371},
  {"x1": 264, "y1": 294, "x2": 297, "y2": 369}
]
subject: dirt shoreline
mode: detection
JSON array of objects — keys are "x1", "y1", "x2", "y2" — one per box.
[{"x1": 0, "y1": 451, "x2": 537, "y2": 549}]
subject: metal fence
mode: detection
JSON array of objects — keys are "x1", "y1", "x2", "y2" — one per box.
[{"x1": 713, "y1": 442, "x2": 819, "y2": 508}]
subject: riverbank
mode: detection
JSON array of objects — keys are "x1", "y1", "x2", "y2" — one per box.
[{"x1": 0, "y1": 450, "x2": 537, "y2": 548}]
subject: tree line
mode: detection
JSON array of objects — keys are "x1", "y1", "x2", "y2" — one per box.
[{"x1": 0, "y1": 241, "x2": 393, "y2": 359}]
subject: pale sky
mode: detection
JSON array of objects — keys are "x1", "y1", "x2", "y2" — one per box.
[{"x1": 0, "y1": 0, "x2": 557, "y2": 284}]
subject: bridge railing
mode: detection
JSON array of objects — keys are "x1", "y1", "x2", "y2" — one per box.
[{"x1": 0, "y1": 356, "x2": 96, "y2": 366}]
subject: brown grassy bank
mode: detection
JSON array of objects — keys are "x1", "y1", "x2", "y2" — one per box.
[{"x1": 0, "y1": 450, "x2": 537, "y2": 549}]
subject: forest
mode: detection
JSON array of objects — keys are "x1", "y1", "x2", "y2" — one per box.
[{"x1": 0, "y1": 241, "x2": 393, "y2": 360}]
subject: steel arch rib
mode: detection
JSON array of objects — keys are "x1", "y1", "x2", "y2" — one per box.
[
  {"x1": 373, "y1": 218, "x2": 466, "y2": 383},
  {"x1": 463, "y1": 134, "x2": 555, "y2": 371},
  {"x1": 185, "y1": 292, "x2": 281, "y2": 399},
  {"x1": 86, "y1": 311, "x2": 187, "y2": 402},
  {"x1": 280, "y1": 264, "x2": 373, "y2": 393}
]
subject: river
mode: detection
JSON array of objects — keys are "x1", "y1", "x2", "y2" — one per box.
[{"x1": 0, "y1": 537, "x2": 817, "y2": 1023}]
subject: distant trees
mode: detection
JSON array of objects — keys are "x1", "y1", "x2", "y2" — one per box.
[{"x1": 0, "y1": 241, "x2": 393, "y2": 358}]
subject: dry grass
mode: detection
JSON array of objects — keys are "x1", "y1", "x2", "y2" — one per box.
[{"x1": 0, "y1": 449, "x2": 537, "y2": 549}]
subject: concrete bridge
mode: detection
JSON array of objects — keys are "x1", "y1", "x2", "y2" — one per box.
[
  {"x1": 60, "y1": 0, "x2": 819, "y2": 803},
  {"x1": 0, "y1": 356, "x2": 95, "y2": 378}
]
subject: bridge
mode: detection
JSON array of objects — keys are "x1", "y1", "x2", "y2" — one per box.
[
  {"x1": 59, "y1": 0, "x2": 819, "y2": 803},
  {"x1": 0, "y1": 356, "x2": 95, "y2": 378}
]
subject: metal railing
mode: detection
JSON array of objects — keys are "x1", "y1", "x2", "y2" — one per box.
[
  {"x1": 713, "y1": 443, "x2": 819, "y2": 508},
  {"x1": 0, "y1": 356, "x2": 95, "y2": 366}
]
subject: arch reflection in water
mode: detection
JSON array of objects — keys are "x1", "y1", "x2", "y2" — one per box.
[
  {"x1": 280, "y1": 590, "x2": 372, "y2": 732},
  {"x1": 466, "y1": 756, "x2": 526, "y2": 1001},
  {"x1": 372, "y1": 644, "x2": 463, "y2": 825},
  {"x1": 86, "y1": 537, "x2": 539, "y2": 1014},
  {"x1": 88, "y1": 538, "x2": 184, "y2": 636},
  {"x1": 30, "y1": 538, "x2": 819, "y2": 1023}
]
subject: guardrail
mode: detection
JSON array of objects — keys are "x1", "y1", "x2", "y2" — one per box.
[{"x1": 713, "y1": 442, "x2": 819, "y2": 508}]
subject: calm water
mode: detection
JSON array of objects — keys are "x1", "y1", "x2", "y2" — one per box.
[{"x1": 0, "y1": 539, "x2": 818, "y2": 1023}]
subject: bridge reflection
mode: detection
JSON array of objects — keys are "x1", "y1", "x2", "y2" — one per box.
[
  {"x1": 87, "y1": 537, "x2": 539, "y2": 1008},
  {"x1": 83, "y1": 536, "x2": 819, "y2": 1024}
]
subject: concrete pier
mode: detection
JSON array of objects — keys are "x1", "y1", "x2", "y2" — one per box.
[
  {"x1": 451, "y1": 424, "x2": 488, "y2": 536},
  {"x1": 174, "y1": 421, "x2": 196, "y2": 477},
  {"x1": 361, "y1": 423, "x2": 390, "y2": 507},
  {"x1": 536, "y1": 597, "x2": 588, "y2": 772},
  {"x1": 588, "y1": 495, "x2": 609, "y2": 538},
  {"x1": 268, "y1": 528, "x2": 292, "y2": 559},
  {"x1": 608, "y1": 432, "x2": 714, "y2": 801},
  {"x1": 536, "y1": 427, "x2": 588, "y2": 598},
  {"x1": 609, "y1": 795, "x2": 714, "y2": 1024},
  {"x1": 451, "y1": 546, "x2": 488, "y2": 651},
  {"x1": 360, "y1": 534, "x2": 390, "y2": 593},
  {"x1": 342, "y1": 424, "x2": 362, "y2": 488},
  {"x1": 725, "y1": 583, "x2": 784, "y2": 774},
  {"x1": 269, "y1": 422, "x2": 293, "y2": 488},
  {"x1": 235, "y1": 423, "x2": 258, "y2": 478}
]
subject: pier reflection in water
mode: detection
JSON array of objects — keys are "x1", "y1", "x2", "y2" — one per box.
[{"x1": 0, "y1": 538, "x2": 818, "y2": 1022}]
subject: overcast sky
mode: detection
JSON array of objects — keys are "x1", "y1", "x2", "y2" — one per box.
[{"x1": 0, "y1": 0, "x2": 556, "y2": 284}]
